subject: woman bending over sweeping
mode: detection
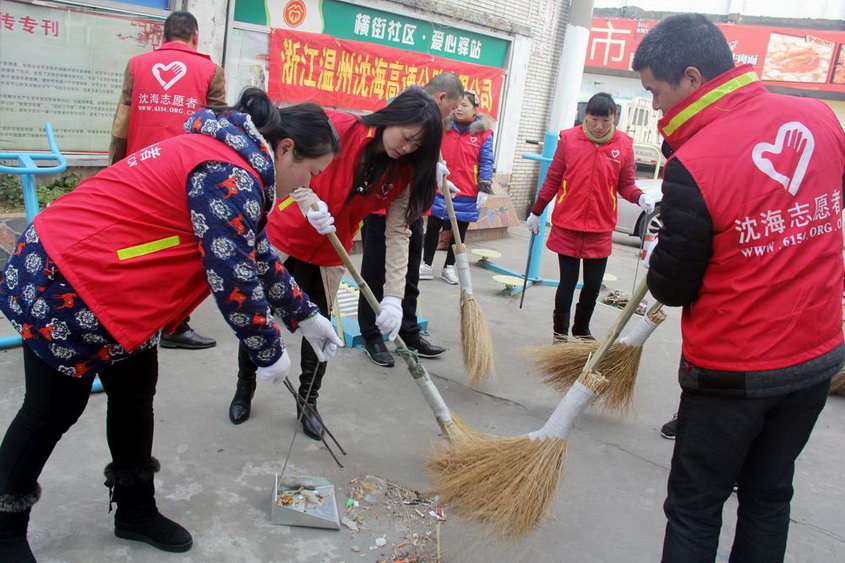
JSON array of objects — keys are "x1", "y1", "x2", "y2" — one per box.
[
  {"x1": 0, "y1": 88, "x2": 341, "y2": 559},
  {"x1": 229, "y1": 88, "x2": 443, "y2": 441},
  {"x1": 526, "y1": 92, "x2": 656, "y2": 343},
  {"x1": 421, "y1": 90, "x2": 495, "y2": 285}
]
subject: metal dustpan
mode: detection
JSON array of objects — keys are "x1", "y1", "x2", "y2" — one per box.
[{"x1": 271, "y1": 473, "x2": 340, "y2": 530}]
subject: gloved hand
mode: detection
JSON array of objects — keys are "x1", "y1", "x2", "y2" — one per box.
[
  {"x1": 526, "y1": 213, "x2": 541, "y2": 235},
  {"x1": 436, "y1": 161, "x2": 450, "y2": 191},
  {"x1": 476, "y1": 192, "x2": 489, "y2": 210},
  {"x1": 306, "y1": 200, "x2": 335, "y2": 234},
  {"x1": 641, "y1": 235, "x2": 658, "y2": 269},
  {"x1": 299, "y1": 314, "x2": 344, "y2": 362},
  {"x1": 446, "y1": 180, "x2": 459, "y2": 196},
  {"x1": 256, "y1": 349, "x2": 291, "y2": 385},
  {"x1": 375, "y1": 296, "x2": 402, "y2": 341},
  {"x1": 638, "y1": 193, "x2": 656, "y2": 215}
]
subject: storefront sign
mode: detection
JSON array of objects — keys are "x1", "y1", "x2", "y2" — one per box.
[
  {"x1": 586, "y1": 17, "x2": 845, "y2": 94},
  {"x1": 0, "y1": 1, "x2": 163, "y2": 153},
  {"x1": 268, "y1": 28, "x2": 505, "y2": 116},
  {"x1": 235, "y1": 0, "x2": 509, "y2": 68}
]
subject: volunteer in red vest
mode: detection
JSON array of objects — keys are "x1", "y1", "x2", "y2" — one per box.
[
  {"x1": 421, "y1": 90, "x2": 495, "y2": 284},
  {"x1": 632, "y1": 15, "x2": 845, "y2": 562},
  {"x1": 526, "y1": 92, "x2": 654, "y2": 343},
  {"x1": 0, "y1": 88, "x2": 341, "y2": 559},
  {"x1": 358, "y1": 75, "x2": 463, "y2": 369},
  {"x1": 110, "y1": 10, "x2": 225, "y2": 350},
  {"x1": 228, "y1": 89, "x2": 443, "y2": 440}
]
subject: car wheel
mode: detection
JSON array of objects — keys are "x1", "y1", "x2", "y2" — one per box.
[{"x1": 638, "y1": 205, "x2": 662, "y2": 242}]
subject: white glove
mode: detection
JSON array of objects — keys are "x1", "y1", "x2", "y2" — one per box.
[
  {"x1": 638, "y1": 193, "x2": 656, "y2": 215},
  {"x1": 375, "y1": 296, "x2": 402, "y2": 341},
  {"x1": 526, "y1": 213, "x2": 541, "y2": 235},
  {"x1": 476, "y1": 192, "x2": 489, "y2": 210},
  {"x1": 306, "y1": 200, "x2": 335, "y2": 235},
  {"x1": 436, "y1": 161, "x2": 450, "y2": 192},
  {"x1": 446, "y1": 179, "x2": 459, "y2": 196},
  {"x1": 299, "y1": 314, "x2": 343, "y2": 362},
  {"x1": 256, "y1": 349, "x2": 291, "y2": 386}
]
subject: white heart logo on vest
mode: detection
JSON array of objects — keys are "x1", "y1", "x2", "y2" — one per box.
[
  {"x1": 152, "y1": 61, "x2": 187, "y2": 91},
  {"x1": 751, "y1": 121, "x2": 814, "y2": 196},
  {"x1": 611, "y1": 149, "x2": 620, "y2": 158}
]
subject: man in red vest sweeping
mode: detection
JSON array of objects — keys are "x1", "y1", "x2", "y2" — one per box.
[
  {"x1": 634, "y1": 14, "x2": 845, "y2": 562},
  {"x1": 109, "y1": 10, "x2": 225, "y2": 350}
]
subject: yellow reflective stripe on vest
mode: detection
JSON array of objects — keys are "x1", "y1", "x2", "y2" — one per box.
[
  {"x1": 117, "y1": 235, "x2": 180, "y2": 261},
  {"x1": 557, "y1": 179, "x2": 567, "y2": 204},
  {"x1": 278, "y1": 196, "x2": 294, "y2": 212},
  {"x1": 609, "y1": 184, "x2": 617, "y2": 210},
  {"x1": 661, "y1": 71, "x2": 758, "y2": 137}
]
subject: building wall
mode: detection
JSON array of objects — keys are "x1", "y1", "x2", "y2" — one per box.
[{"x1": 593, "y1": 0, "x2": 845, "y2": 21}]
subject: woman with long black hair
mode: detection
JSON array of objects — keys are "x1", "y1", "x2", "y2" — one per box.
[
  {"x1": 228, "y1": 88, "x2": 443, "y2": 440},
  {"x1": 0, "y1": 88, "x2": 341, "y2": 559}
]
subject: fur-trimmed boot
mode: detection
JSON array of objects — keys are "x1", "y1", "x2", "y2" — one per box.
[
  {"x1": 104, "y1": 457, "x2": 192, "y2": 553},
  {"x1": 0, "y1": 484, "x2": 40, "y2": 562}
]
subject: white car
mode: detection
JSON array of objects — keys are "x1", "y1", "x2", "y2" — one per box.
[{"x1": 615, "y1": 178, "x2": 663, "y2": 241}]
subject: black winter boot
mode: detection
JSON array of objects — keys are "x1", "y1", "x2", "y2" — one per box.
[
  {"x1": 0, "y1": 485, "x2": 40, "y2": 562},
  {"x1": 229, "y1": 347, "x2": 257, "y2": 424},
  {"x1": 571, "y1": 303, "x2": 597, "y2": 341},
  {"x1": 297, "y1": 349, "x2": 327, "y2": 441},
  {"x1": 105, "y1": 458, "x2": 192, "y2": 553}
]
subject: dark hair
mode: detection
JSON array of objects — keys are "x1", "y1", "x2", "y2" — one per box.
[
  {"x1": 463, "y1": 91, "x2": 479, "y2": 108},
  {"x1": 360, "y1": 88, "x2": 443, "y2": 223},
  {"x1": 632, "y1": 14, "x2": 734, "y2": 85},
  {"x1": 585, "y1": 92, "x2": 616, "y2": 117},
  {"x1": 423, "y1": 73, "x2": 464, "y2": 101},
  {"x1": 164, "y1": 11, "x2": 198, "y2": 42},
  {"x1": 219, "y1": 88, "x2": 339, "y2": 159}
]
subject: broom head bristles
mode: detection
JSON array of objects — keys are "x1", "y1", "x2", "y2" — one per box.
[
  {"x1": 429, "y1": 433, "x2": 567, "y2": 539},
  {"x1": 831, "y1": 368, "x2": 845, "y2": 396},
  {"x1": 461, "y1": 293, "x2": 495, "y2": 385}
]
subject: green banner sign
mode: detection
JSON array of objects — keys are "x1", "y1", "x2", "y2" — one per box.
[{"x1": 233, "y1": 0, "x2": 509, "y2": 68}]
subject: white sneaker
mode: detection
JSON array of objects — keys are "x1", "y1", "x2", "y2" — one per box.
[
  {"x1": 419, "y1": 263, "x2": 433, "y2": 280},
  {"x1": 441, "y1": 265, "x2": 459, "y2": 285}
]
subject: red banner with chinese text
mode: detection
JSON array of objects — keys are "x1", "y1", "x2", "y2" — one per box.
[
  {"x1": 586, "y1": 18, "x2": 845, "y2": 94},
  {"x1": 268, "y1": 28, "x2": 505, "y2": 117}
]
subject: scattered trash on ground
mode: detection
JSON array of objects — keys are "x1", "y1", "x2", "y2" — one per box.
[
  {"x1": 602, "y1": 289, "x2": 648, "y2": 315},
  {"x1": 343, "y1": 475, "x2": 444, "y2": 562}
]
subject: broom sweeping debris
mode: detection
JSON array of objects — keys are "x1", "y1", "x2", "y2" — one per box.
[
  {"x1": 429, "y1": 343, "x2": 616, "y2": 538},
  {"x1": 320, "y1": 222, "x2": 472, "y2": 443},
  {"x1": 441, "y1": 180, "x2": 495, "y2": 385},
  {"x1": 831, "y1": 368, "x2": 845, "y2": 396},
  {"x1": 531, "y1": 279, "x2": 665, "y2": 412}
]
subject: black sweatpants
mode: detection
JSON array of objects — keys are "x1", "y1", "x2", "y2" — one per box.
[
  {"x1": 0, "y1": 345, "x2": 158, "y2": 498},
  {"x1": 553, "y1": 254, "x2": 607, "y2": 334},
  {"x1": 423, "y1": 215, "x2": 469, "y2": 268},
  {"x1": 357, "y1": 214, "x2": 424, "y2": 347}
]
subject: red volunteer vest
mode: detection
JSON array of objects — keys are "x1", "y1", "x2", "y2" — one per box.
[
  {"x1": 34, "y1": 135, "x2": 263, "y2": 352},
  {"x1": 267, "y1": 111, "x2": 411, "y2": 266},
  {"x1": 551, "y1": 127, "x2": 637, "y2": 232},
  {"x1": 440, "y1": 126, "x2": 493, "y2": 197},
  {"x1": 126, "y1": 42, "x2": 218, "y2": 154},
  {"x1": 662, "y1": 65, "x2": 845, "y2": 371}
]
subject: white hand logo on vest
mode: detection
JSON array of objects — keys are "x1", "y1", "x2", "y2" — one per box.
[
  {"x1": 152, "y1": 61, "x2": 187, "y2": 91},
  {"x1": 751, "y1": 122, "x2": 815, "y2": 196}
]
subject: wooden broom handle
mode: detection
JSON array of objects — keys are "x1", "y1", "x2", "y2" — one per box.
[
  {"x1": 440, "y1": 180, "x2": 467, "y2": 254},
  {"x1": 583, "y1": 277, "x2": 650, "y2": 374}
]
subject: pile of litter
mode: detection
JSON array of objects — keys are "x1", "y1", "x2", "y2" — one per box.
[{"x1": 601, "y1": 290, "x2": 648, "y2": 316}]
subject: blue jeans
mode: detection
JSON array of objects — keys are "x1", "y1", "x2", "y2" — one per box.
[{"x1": 662, "y1": 378, "x2": 831, "y2": 562}]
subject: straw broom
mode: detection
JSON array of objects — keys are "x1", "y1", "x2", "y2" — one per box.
[
  {"x1": 531, "y1": 279, "x2": 666, "y2": 412},
  {"x1": 428, "y1": 282, "x2": 647, "y2": 539},
  {"x1": 320, "y1": 224, "x2": 474, "y2": 443},
  {"x1": 831, "y1": 368, "x2": 845, "y2": 396},
  {"x1": 440, "y1": 181, "x2": 495, "y2": 385}
]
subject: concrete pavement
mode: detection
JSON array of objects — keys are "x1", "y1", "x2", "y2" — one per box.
[{"x1": 1, "y1": 225, "x2": 843, "y2": 562}]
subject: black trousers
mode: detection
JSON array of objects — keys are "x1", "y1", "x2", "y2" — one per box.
[
  {"x1": 358, "y1": 214, "x2": 423, "y2": 346},
  {"x1": 238, "y1": 255, "x2": 330, "y2": 398},
  {"x1": 423, "y1": 215, "x2": 469, "y2": 268},
  {"x1": 662, "y1": 379, "x2": 831, "y2": 563},
  {"x1": 0, "y1": 345, "x2": 158, "y2": 498},
  {"x1": 553, "y1": 254, "x2": 607, "y2": 334}
]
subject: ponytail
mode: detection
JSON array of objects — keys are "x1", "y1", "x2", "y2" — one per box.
[{"x1": 211, "y1": 87, "x2": 339, "y2": 159}]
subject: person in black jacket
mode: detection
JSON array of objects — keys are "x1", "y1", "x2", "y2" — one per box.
[{"x1": 634, "y1": 14, "x2": 845, "y2": 562}]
